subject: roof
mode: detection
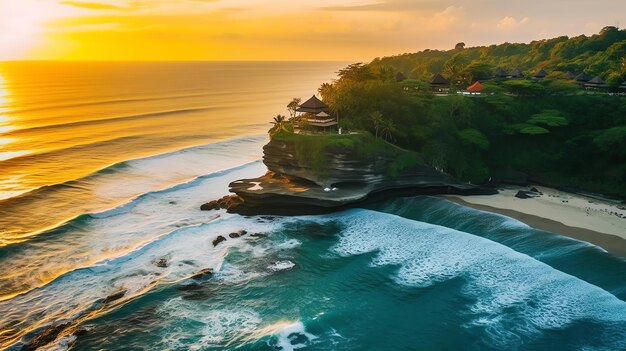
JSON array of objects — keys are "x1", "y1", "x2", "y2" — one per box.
[
  {"x1": 565, "y1": 71, "x2": 576, "y2": 79},
  {"x1": 509, "y1": 68, "x2": 523, "y2": 78},
  {"x1": 467, "y1": 81, "x2": 486, "y2": 92},
  {"x1": 396, "y1": 72, "x2": 407, "y2": 82},
  {"x1": 430, "y1": 73, "x2": 450, "y2": 86},
  {"x1": 296, "y1": 95, "x2": 329, "y2": 113},
  {"x1": 575, "y1": 72, "x2": 592, "y2": 82},
  {"x1": 534, "y1": 69, "x2": 548, "y2": 78},
  {"x1": 494, "y1": 68, "x2": 508, "y2": 77},
  {"x1": 587, "y1": 76, "x2": 605, "y2": 84}
]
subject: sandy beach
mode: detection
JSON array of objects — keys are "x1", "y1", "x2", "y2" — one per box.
[{"x1": 446, "y1": 186, "x2": 626, "y2": 258}]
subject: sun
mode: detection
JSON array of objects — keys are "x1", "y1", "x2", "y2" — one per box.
[{"x1": 0, "y1": 0, "x2": 68, "y2": 60}]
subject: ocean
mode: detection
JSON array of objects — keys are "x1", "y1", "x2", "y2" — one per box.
[{"x1": 0, "y1": 62, "x2": 625, "y2": 351}]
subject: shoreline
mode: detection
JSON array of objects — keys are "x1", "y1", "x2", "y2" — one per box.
[{"x1": 445, "y1": 187, "x2": 626, "y2": 258}]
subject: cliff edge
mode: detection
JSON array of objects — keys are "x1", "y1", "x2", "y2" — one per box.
[{"x1": 201, "y1": 130, "x2": 496, "y2": 215}]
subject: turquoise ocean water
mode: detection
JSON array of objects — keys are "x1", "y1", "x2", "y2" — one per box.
[{"x1": 0, "y1": 62, "x2": 625, "y2": 350}]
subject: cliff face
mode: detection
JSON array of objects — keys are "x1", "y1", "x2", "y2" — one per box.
[
  {"x1": 262, "y1": 138, "x2": 388, "y2": 187},
  {"x1": 202, "y1": 133, "x2": 496, "y2": 215}
]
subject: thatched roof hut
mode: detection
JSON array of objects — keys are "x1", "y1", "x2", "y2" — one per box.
[
  {"x1": 396, "y1": 72, "x2": 407, "y2": 82},
  {"x1": 430, "y1": 73, "x2": 450, "y2": 87},
  {"x1": 534, "y1": 69, "x2": 548, "y2": 79},
  {"x1": 509, "y1": 68, "x2": 523, "y2": 78},
  {"x1": 296, "y1": 95, "x2": 329, "y2": 114},
  {"x1": 584, "y1": 76, "x2": 607, "y2": 88},
  {"x1": 494, "y1": 68, "x2": 508, "y2": 78},
  {"x1": 565, "y1": 71, "x2": 576, "y2": 79},
  {"x1": 575, "y1": 72, "x2": 592, "y2": 82}
]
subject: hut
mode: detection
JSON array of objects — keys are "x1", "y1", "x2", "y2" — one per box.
[
  {"x1": 430, "y1": 73, "x2": 451, "y2": 93},
  {"x1": 508, "y1": 68, "x2": 524, "y2": 79},
  {"x1": 565, "y1": 71, "x2": 576, "y2": 79},
  {"x1": 534, "y1": 69, "x2": 548, "y2": 79},
  {"x1": 494, "y1": 68, "x2": 508, "y2": 78},
  {"x1": 466, "y1": 81, "x2": 486, "y2": 95},
  {"x1": 584, "y1": 76, "x2": 608, "y2": 89},
  {"x1": 395, "y1": 72, "x2": 407, "y2": 82},
  {"x1": 295, "y1": 95, "x2": 337, "y2": 132},
  {"x1": 575, "y1": 72, "x2": 592, "y2": 83}
]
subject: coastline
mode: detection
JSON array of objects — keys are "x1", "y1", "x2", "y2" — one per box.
[{"x1": 445, "y1": 186, "x2": 626, "y2": 258}]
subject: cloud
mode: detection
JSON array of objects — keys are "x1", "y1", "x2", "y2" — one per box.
[
  {"x1": 322, "y1": 0, "x2": 440, "y2": 12},
  {"x1": 497, "y1": 16, "x2": 529, "y2": 30},
  {"x1": 427, "y1": 6, "x2": 463, "y2": 30},
  {"x1": 60, "y1": 1, "x2": 125, "y2": 10}
]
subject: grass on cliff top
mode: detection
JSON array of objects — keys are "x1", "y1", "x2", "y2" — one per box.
[{"x1": 271, "y1": 127, "x2": 421, "y2": 179}]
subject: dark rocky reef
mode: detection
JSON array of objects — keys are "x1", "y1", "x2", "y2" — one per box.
[{"x1": 202, "y1": 133, "x2": 496, "y2": 215}]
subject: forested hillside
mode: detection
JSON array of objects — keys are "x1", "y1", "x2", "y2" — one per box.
[
  {"x1": 369, "y1": 26, "x2": 626, "y2": 88},
  {"x1": 315, "y1": 27, "x2": 626, "y2": 198}
]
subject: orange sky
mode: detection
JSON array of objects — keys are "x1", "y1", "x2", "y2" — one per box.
[{"x1": 1, "y1": 0, "x2": 625, "y2": 61}]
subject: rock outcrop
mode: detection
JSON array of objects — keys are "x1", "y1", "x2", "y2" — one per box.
[{"x1": 202, "y1": 133, "x2": 496, "y2": 215}]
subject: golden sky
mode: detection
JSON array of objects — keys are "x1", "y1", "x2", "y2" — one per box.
[{"x1": 1, "y1": 0, "x2": 625, "y2": 61}]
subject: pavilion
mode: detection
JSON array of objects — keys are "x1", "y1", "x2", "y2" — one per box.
[
  {"x1": 584, "y1": 76, "x2": 608, "y2": 89},
  {"x1": 430, "y1": 73, "x2": 451, "y2": 93},
  {"x1": 295, "y1": 95, "x2": 337, "y2": 132}
]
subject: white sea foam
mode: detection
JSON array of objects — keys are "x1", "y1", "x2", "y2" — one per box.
[
  {"x1": 271, "y1": 321, "x2": 318, "y2": 351},
  {"x1": 158, "y1": 297, "x2": 262, "y2": 350},
  {"x1": 322, "y1": 209, "x2": 626, "y2": 347},
  {"x1": 267, "y1": 260, "x2": 296, "y2": 272}
]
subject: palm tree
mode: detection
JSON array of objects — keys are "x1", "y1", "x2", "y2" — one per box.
[
  {"x1": 370, "y1": 111, "x2": 383, "y2": 138},
  {"x1": 272, "y1": 114, "x2": 286, "y2": 128},
  {"x1": 379, "y1": 118, "x2": 397, "y2": 142}
]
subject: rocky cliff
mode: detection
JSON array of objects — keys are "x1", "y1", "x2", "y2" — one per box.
[{"x1": 202, "y1": 131, "x2": 496, "y2": 215}]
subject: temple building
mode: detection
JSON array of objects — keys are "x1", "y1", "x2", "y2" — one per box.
[
  {"x1": 430, "y1": 73, "x2": 451, "y2": 93},
  {"x1": 295, "y1": 95, "x2": 337, "y2": 132}
]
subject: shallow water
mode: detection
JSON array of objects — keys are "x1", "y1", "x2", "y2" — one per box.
[{"x1": 0, "y1": 62, "x2": 625, "y2": 350}]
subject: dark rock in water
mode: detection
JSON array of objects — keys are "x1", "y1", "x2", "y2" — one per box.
[
  {"x1": 250, "y1": 233, "x2": 268, "y2": 238},
  {"x1": 21, "y1": 322, "x2": 72, "y2": 351},
  {"x1": 177, "y1": 282, "x2": 203, "y2": 291},
  {"x1": 155, "y1": 258, "x2": 168, "y2": 268},
  {"x1": 103, "y1": 290, "x2": 126, "y2": 304},
  {"x1": 229, "y1": 232, "x2": 240, "y2": 238},
  {"x1": 229, "y1": 229, "x2": 248, "y2": 238},
  {"x1": 73, "y1": 328, "x2": 90, "y2": 337},
  {"x1": 169, "y1": 201, "x2": 177, "y2": 205},
  {"x1": 212, "y1": 235, "x2": 226, "y2": 247},
  {"x1": 201, "y1": 195, "x2": 244, "y2": 211},
  {"x1": 530, "y1": 187, "x2": 539, "y2": 193},
  {"x1": 191, "y1": 268, "x2": 213, "y2": 280}
]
